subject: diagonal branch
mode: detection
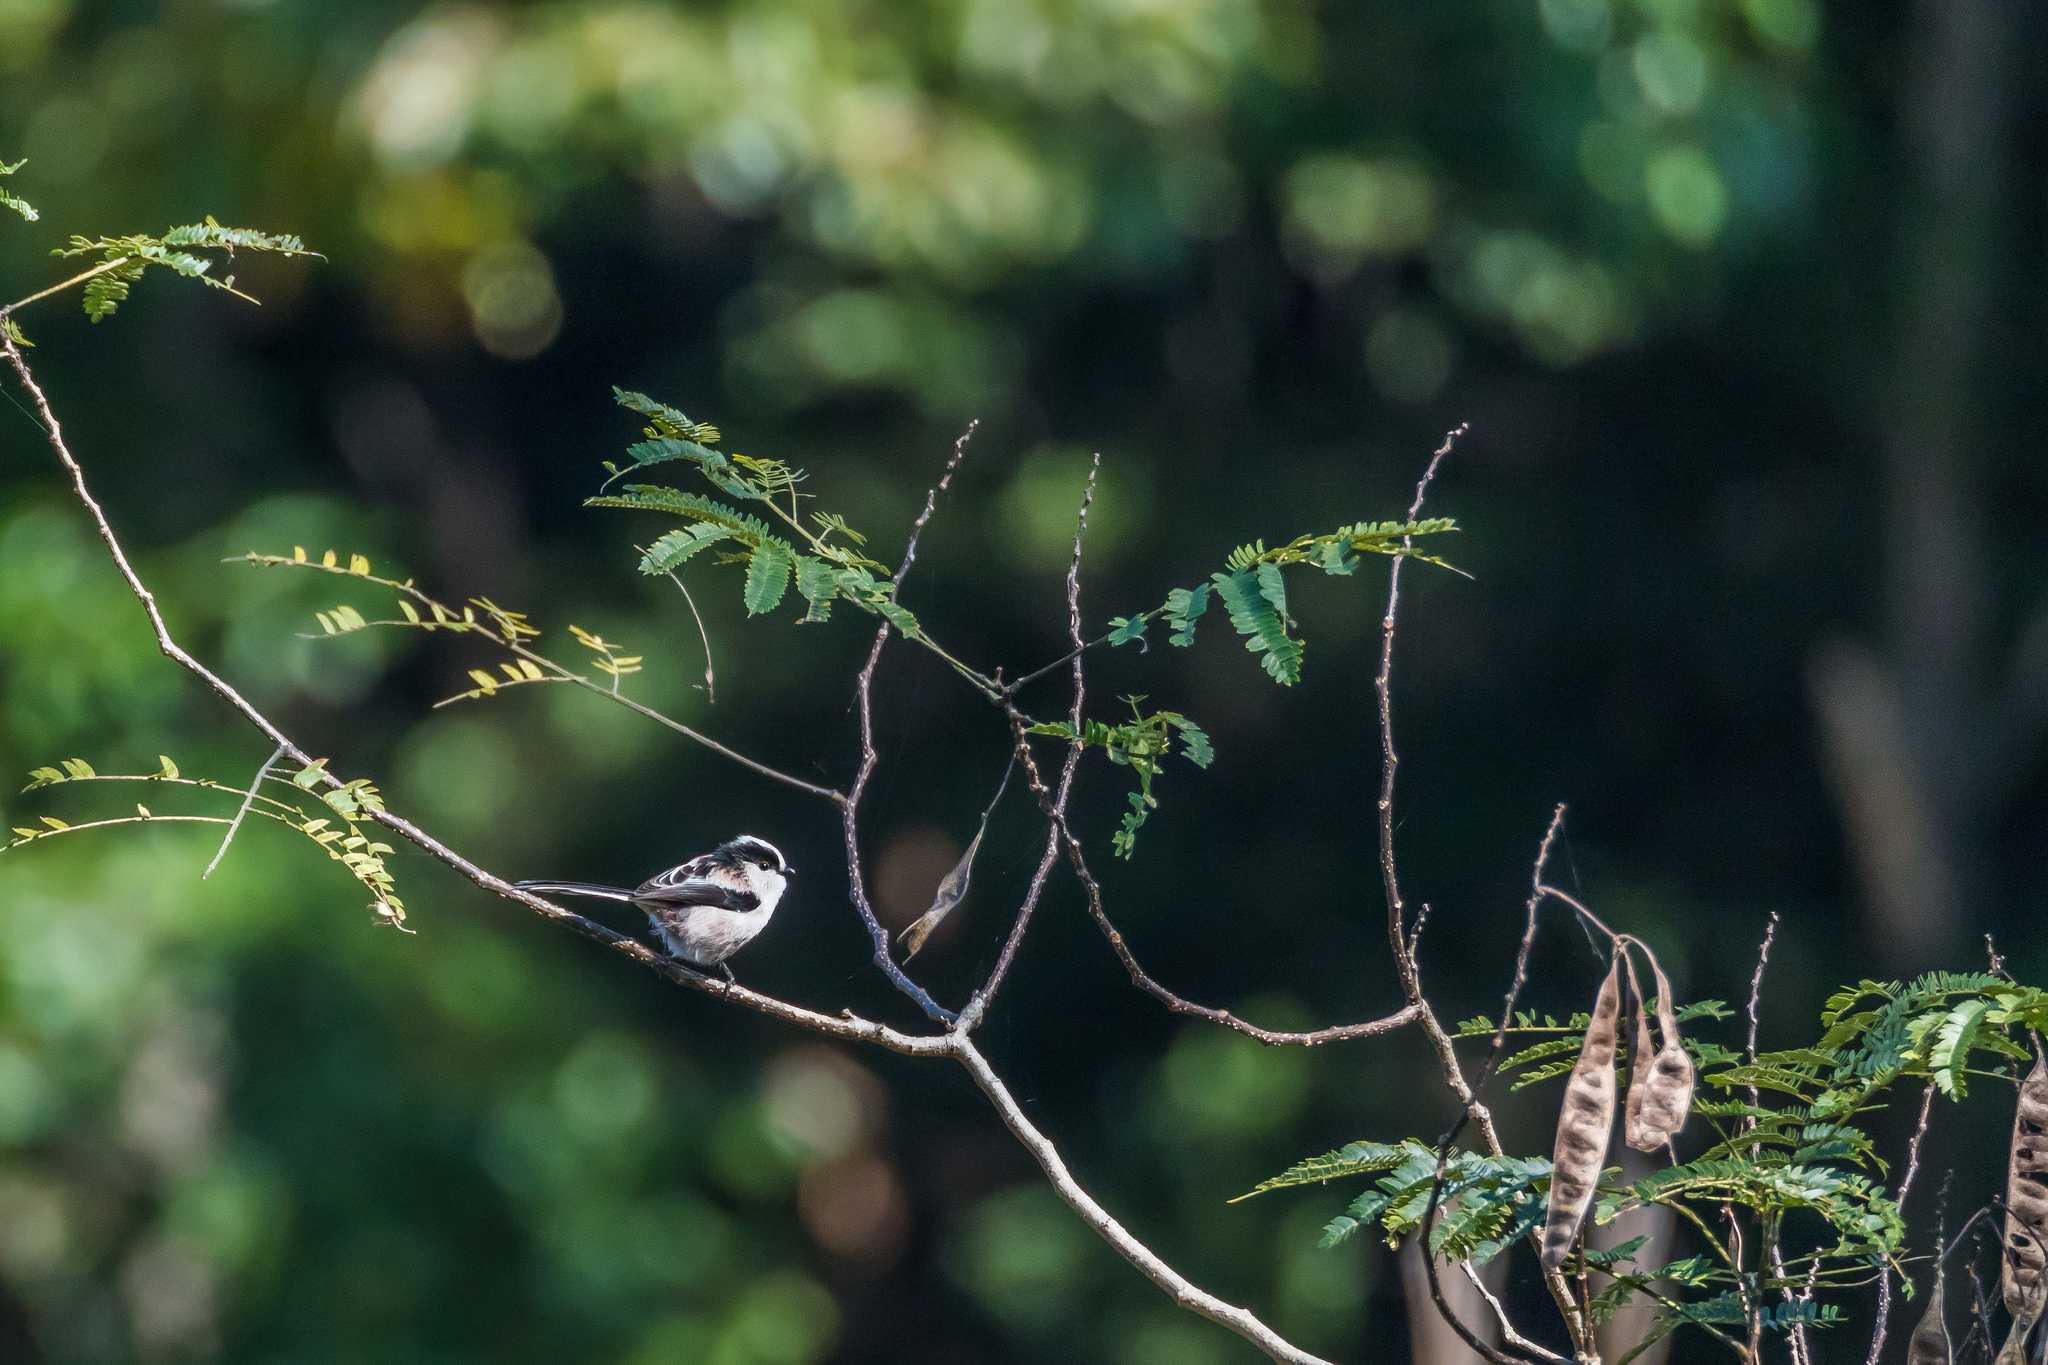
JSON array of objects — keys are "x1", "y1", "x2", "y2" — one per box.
[
  {"x1": 950, "y1": 1033, "x2": 1339, "y2": 1365},
  {"x1": 4, "y1": 339, "x2": 1339, "y2": 1365}
]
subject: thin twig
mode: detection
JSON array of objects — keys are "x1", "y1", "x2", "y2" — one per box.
[
  {"x1": 897, "y1": 420, "x2": 977, "y2": 584},
  {"x1": 1462, "y1": 1262, "x2": 1571, "y2": 1364},
  {"x1": 644, "y1": 545, "x2": 716, "y2": 703},
  {"x1": 0, "y1": 256, "x2": 134, "y2": 317},
  {"x1": 1746, "y1": 912, "x2": 1780, "y2": 1125},
  {"x1": 1532, "y1": 885, "x2": 1624, "y2": 948},
  {"x1": 201, "y1": 744, "x2": 283, "y2": 879},
  {"x1": 1377, "y1": 424, "x2": 1465, "y2": 993},
  {"x1": 833, "y1": 421, "x2": 984, "y2": 1022},
  {"x1": 1738, "y1": 911, "x2": 1785, "y2": 1359},
  {"x1": 1477, "y1": 806, "x2": 1567, "y2": 1093},
  {"x1": 1415, "y1": 805, "x2": 1573, "y2": 1365},
  {"x1": 1370, "y1": 426, "x2": 1587, "y2": 1352},
  {"x1": 1001, "y1": 703, "x2": 1421, "y2": 1044},
  {"x1": 1865, "y1": 1082, "x2": 1938, "y2": 1365},
  {"x1": 965, "y1": 455, "x2": 1095, "y2": 1028}
]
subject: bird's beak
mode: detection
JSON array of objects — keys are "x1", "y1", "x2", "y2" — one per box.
[{"x1": 784, "y1": 865, "x2": 796, "y2": 877}]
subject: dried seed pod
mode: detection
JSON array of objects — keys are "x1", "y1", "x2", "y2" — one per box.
[
  {"x1": 1626, "y1": 958, "x2": 1695, "y2": 1150},
  {"x1": 1623, "y1": 998, "x2": 1658, "y2": 1151},
  {"x1": 1905, "y1": 1269, "x2": 1950, "y2": 1365},
  {"x1": 1992, "y1": 1263, "x2": 2046, "y2": 1365},
  {"x1": 1542, "y1": 955, "x2": 1621, "y2": 1269},
  {"x1": 2003, "y1": 1052, "x2": 2048, "y2": 1314}
]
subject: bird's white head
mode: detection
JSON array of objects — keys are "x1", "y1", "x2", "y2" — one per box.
[{"x1": 721, "y1": 834, "x2": 792, "y2": 905}]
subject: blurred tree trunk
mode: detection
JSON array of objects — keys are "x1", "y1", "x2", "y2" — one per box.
[
  {"x1": 1810, "y1": 0, "x2": 2029, "y2": 970},
  {"x1": 1399, "y1": 1241, "x2": 1507, "y2": 1363}
]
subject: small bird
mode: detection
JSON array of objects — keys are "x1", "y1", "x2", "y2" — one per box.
[{"x1": 515, "y1": 834, "x2": 793, "y2": 981}]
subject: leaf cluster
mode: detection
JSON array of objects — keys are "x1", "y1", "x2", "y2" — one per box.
[
  {"x1": 590, "y1": 389, "x2": 892, "y2": 630},
  {"x1": 1028, "y1": 698, "x2": 1212, "y2": 857},
  {"x1": 1252, "y1": 972, "x2": 2048, "y2": 1359},
  {"x1": 10, "y1": 755, "x2": 408, "y2": 930},
  {"x1": 1106, "y1": 518, "x2": 1459, "y2": 686},
  {"x1": 54, "y1": 217, "x2": 316, "y2": 322},
  {"x1": 0, "y1": 156, "x2": 34, "y2": 225}
]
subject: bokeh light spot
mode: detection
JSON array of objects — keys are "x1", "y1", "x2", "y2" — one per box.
[{"x1": 1645, "y1": 144, "x2": 1729, "y2": 247}]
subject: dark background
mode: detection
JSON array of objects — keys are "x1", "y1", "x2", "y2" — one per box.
[{"x1": 1, "y1": 1, "x2": 2043, "y2": 1361}]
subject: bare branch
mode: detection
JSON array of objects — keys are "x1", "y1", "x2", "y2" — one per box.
[
  {"x1": 1865, "y1": 1082, "x2": 1938, "y2": 1365},
  {"x1": 843, "y1": 625, "x2": 958, "y2": 1024},
  {"x1": 1377, "y1": 424, "x2": 1465, "y2": 989},
  {"x1": 1002, "y1": 705, "x2": 1421, "y2": 1045},
  {"x1": 1414, "y1": 806, "x2": 1573, "y2": 1365},
  {"x1": 1462, "y1": 1262, "x2": 1571, "y2": 1365},
  {"x1": 949, "y1": 1033, "x2": 1339, "y2": 1365},
  {"x1": 896, "y1": 419, "x2": 978, "y2": 585},
  {"x1": 1745, "y1": 911, "x2": 1780, "y2": 1125},
  {"x1": 1371, "y1": 427, "x2": 1587, "y2": 1353},
  {"x1": 1477, "y1": 805, "x2": 1568, "y2": 1093},
  {"x1": 967, "y1": 455, "x2": 1095, "y2": 1027},
  {"x1": 830, "y1": 421, "x2": 988, "y2": 1023}
]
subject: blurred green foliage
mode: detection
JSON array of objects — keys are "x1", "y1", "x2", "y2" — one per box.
[{"x1": 2, "y1": 0, "x2": 2044, "y2": 1362}]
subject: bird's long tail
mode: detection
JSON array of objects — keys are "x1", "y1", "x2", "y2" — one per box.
[{"x1": 513, "y1": 879, "x2": 636, "y2": 902}]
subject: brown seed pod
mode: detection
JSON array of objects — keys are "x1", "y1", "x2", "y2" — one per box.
[
  {"x1": 1623, "y1": 995, "x2": 1658, "y2": 1151},
  {"x1": 1905, "y1": 1268, "x2": 1950, "y2": 1365},
  {"x1": 2002, "y1": 1051, "x2": 2048, "y2": 1314},
  {"x1": 1542, "y1": 954, "x2": 1621, "y2": 1269},
  {"x1": 1992, "y1": 1262, "x2": 2046, "y2": 1365},
  {"x1": 1627, "y1": 958, "x2": 1694, "y2": 1150}
]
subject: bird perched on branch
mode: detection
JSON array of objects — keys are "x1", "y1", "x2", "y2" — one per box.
[{"x1": 515, "y1": 834, "x2": 793, "y2": 981}]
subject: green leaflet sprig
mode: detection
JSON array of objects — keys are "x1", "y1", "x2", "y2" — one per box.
[
  {"x1": 52, "y1": 217, "x2": 318, "y2": 322},
  {"x1": 1113, "y1": 517, "x2": 1461, "y2": 686},
  {"x1": 237, "y1": 546, "x2": 656, "y2": 708},
  {"x1": 9, "y1": 755, "x2": 409, "y2": 930},
  {"x1": 1027, "y1": 697, "x2": 1213, "y2": 857},
  {"x1": 0, "y1": 157, "x2": 35, "y2": 224}
]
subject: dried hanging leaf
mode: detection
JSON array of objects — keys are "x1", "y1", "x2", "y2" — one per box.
[
  {"x1": 2003, "y1": 1052, "x2": 2048, "y2": 1314},
  {"x1": 1906, "y1": 1267, "x2": 1951, "y2": 1365},
  {"x1": 897, "y1": 757, "x2": 1013, "y2": 963},
  {"x1": 898, "y1": 825, "x2": 982, "y2": 963},
  {"x1": 1627, "y1": 956, "x2": 1695, "y2": 1151},
  {"x1": 1542, "y1": 954, "x2": 1621, "y2": 1269}
]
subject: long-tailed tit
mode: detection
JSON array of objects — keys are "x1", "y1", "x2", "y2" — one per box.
[{"x1": 515, "y1": 834, "x2": 793, "y2": 981}]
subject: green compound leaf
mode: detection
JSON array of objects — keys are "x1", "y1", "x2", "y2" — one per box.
[{"x1": 743, "y1": 539, "x2": 793, "y2": 616}]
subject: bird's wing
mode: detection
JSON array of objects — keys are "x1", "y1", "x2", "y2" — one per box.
[
  {"x1": 632, "y1": 875, "x2": 760, "y2": 913},
  {"x1": 641, "y1": 853, "x2": 720, "y2": 889}
]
